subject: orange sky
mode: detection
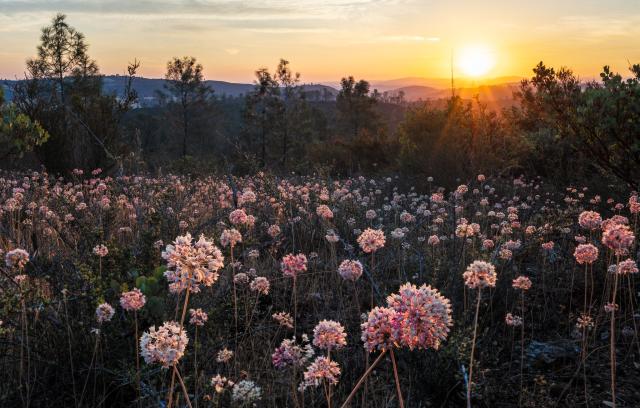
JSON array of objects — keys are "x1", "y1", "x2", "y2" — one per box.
[{"x1": 1, "y1": 0, "x2": 639, "y2": 83}]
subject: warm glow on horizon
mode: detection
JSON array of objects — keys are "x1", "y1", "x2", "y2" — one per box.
[{"x1": 457, "y1": 46, "x2": 495, "y2": 78}]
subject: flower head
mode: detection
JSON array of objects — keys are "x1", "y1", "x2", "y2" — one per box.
[
  {"x1": 140, "y1": 321, "x2": 188, "y2": 367},
  {"x1": 301, "y1": 356, "x2": 340, "y2": 389},
  {"x1": 312, "y1": 320, "x2": 347, "y2": 351},
  {"x1": 357, "y1": 228, "x2": 386, "y2": 253},
  {"x1": 361, "y1": 306, "x2": 398, "y2": 352},
  {"x1": 120, "y1": 288, "x2": 146, "y2": 311},
  {"x1": 96, "y1": 303, "x2": 115, "y2": 324},
  {"x1": 337, "y1": 259, "x2": 363, "y2": 282},
  {"x1": 574, "y1": 244, "x2": 599, "y2": 265},
  {"x1": 281, "y1": 253, "x2": 307, "y2": 279},
  {"x1": 463, "y1": 260, "x2": 497, "y2": 289},
  {"x1": 189, "y1": 308, "x2": 208, "y2": 326}
]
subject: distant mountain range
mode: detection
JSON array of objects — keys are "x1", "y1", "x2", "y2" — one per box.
[{"x1": 1, "y1": 75, "x2": 524, "y2": 108}]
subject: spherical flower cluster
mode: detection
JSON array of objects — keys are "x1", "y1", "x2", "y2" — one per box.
[
  {"x1": 630, "y1": 195, "x2": 640, "y2": 214},
  {"x1": 512, "y1": 276, "x2": 532, "y2": 291},
  {"x1": 273, "y1": 311, "x2": 294, "y2": 329},
  {"x1": 427, "y1": 235, "x2": 440, "y2": 246},
  {"x1": 316, "y1": 204, "x2": 334, "y2": 220},
  {"x1": 482, "y1": 239, "x2": 495, "y2": 250},
  {"x1": 602, "y1": 223, "x2": 635, "y2": 252},
  {"x1": 578, "y1": 211, "x2": 602, "y2": 230},
  {"x1": 5, "y1": 248, "x2": 29, "y2": 269},
  {"x1": 231, "y1": 380, "x2": 261, "y2": 404},
  {"x1": 337, "y1": 259, "x2": 363, "y2": 282},
  {"x1": 220, "y1": 229, "x2": 242, "y2": 248},
  {"x1": 573, "y1": 244, "x2": 599, "y2": 265},
  {"x1": 613, "y1": 259, "x2": 639, "y2": 275},
  {"x1": 120, "y1": 288, "x2": 146, "y2": 311},
  {"x1": 162, "y1": 233, "x2": 225, "y2": 293},
  {"x1": 272, "y1": 337, "x2": 314, "y2": 369},
  {"x1": 211, "y1": 374, "x2": 234, "y2": 394},
  {"x1": 576, "y1": 314, "x2": 594, "y2": 330},
  {"x1": 229, "y1": 209, "x2": 248, "y2": 225},
  {"x1": 250, "y1": 277, "x2": 270, "y2": 295},
  {"x1": 385, "y1": 283, "x2": 453, "y2": 350},
  {"x1": 96, "y1": 303, "x2": 115, "y2": 324},
  {"x1": 541, "y1": 241, "x2": 554, "y2": 251},
  {"x1": 357, "y1": 228, "x2": 386, "y2": 253},
  {"x1": 505, "y1": 313, "x2": 523, "y2": 327},
  {"x1": 301, "y1": 356, "x2": 341, "y2": 389},
  {"x1": 365, "y1": 209, "x2": 377, "y2": 220},
  {"x1": 140, "y1": 321, "x2": 188, "y2": 367},
  {"x1": 400, "y1": 211, "x2": 415, "y2": 223},
  {"x1": 233, "y1": 273, "x2": 249, "y2": 285},
  {"x1": 281, "y1": 253, "x2": 307, "y2": 279},
  {"x1": 455, "y1": 223, "x2": 476, "y2": 238},
  {"x1": 93, "y1": 244, "x2": 109, "y2": 257},
  {"x1": 189, "y1": 308, "x2": 208, "y2": 326},
  {"x1": 216, "y1": 348, "x2": 234, "y2": 363},
  {"x1": 267, "y1": 224, "x2": 281, "y2": 238},
  {"x1": 463, "y1": 260, "x2": 497, "y2": 289},
  {"x1": 391, "y1": 228, "x2": 405, "y2": 239},
  {"x1": 361, "y1": 306, "x2": 397, "y2": 352},
  {"x1": 312, "y1": 320, "x2": 347, "y2": 351}
]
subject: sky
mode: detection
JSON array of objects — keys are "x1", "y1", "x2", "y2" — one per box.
[{"x1": 1, "y1": 0, "x2": 639, "y2": 83}]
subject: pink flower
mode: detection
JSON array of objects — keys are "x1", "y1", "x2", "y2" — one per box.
[
  {"x1": 357, "y1": 228, "x2": 386, "y2": 253},
  {"x1": 541, "y1": 241, "x2": 554, "y2": 251},
  {"x1": 216, "y1": 348, "x2": 234, "y2": 363},
  {"x1": 428, "y1": 235, "x2": 440, "y2": 246},
  {"x1": 512, "y1": 276, "x2": 532, "y2": 291},
  {"x1": 140, "y1": 321, "x2": 188, "y2": 367},
  {"x1": 250, "y1": 277, "x2": 270, "y2": 295},
  {"x1": 337, "y1": 259, "x2": 363, "y2": 282},
  {"x1": 93, "y1": 244, "x2": 109, "y2": 257},
  {"x1": 386, "y1": 283, "x2": 453, "y2": 350},
  {"x1": 281, "y1": 253, "x2": 307, "y2": 279},
  {"x1": 613, "y1": 259, "x2": 639, "y2": 275},
  {"x1": 5, "y1": 248, "x2": 29, "y2": 269},
  {"x1": 96, "y1": 303, "x2": 115, "y2": 324},
  {"x1": 189, "y1": 308, "x2": 208, "y2": 326},
  {"x1": 312, "y1": 320, "x2": 347, "y2": 351},
  {"x1": 272, "y1": 337, "x2": 314, "y2": 369},
  {"x1": 316, "y1": 204, "x2": 334, "y2": 220},
  {"x1": 272, "y1": 311, "x2": 294, "y2": 329},
  {"x1": 361, "y1": 306, "x2": 398, "y2": 352},
  {"x1": 120, "y1": 288, "x2": 146, "y2": 311},
  {"x1": 162, "y1": 233, "x2": 225, "y2": 294},
  {"x1": 302, "y1": 356, "x2": 341, "y2": 389},
  {"x1": 229, "y1": 209, "x2": 248, "y2": 225},
  {"x1": 578, "y1": 211, "x2": 602, "y2": 230},
  {"x1": 602, "y1": 223, "x2": 635, "y2": 252},
  {"x1": 574, "y1": 244, "x2": 599, "y2": 265},
  {"x1": 505, "y1": 313, "x2": 522, "y2": 327},
  {"x1": 463, "y1": 260, "x2": 497, "y2": 289},
  {"x1": 220, "y1": 229, "x2": 242, "y2": 248}
]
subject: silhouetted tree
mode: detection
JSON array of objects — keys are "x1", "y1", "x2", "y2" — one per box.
[
  {"x1": 336, "y1": 76, "x2": 379, "y2": 138},
  {"x1": 164, "y1": 56, "x2": 212, "y2": 157}
]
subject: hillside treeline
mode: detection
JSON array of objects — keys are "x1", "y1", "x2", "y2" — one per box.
[{"x1": 1, "y1": 14, "x2": 640, "y2": 189}]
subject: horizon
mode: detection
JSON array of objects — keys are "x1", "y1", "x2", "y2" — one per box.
[{"x1": 1, "y1": 1, "x2": 639, "y2": 83}]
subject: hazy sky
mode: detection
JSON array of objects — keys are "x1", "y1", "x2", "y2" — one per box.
[{"x1": 1, "y1": 0, "x2": 639, "y2": 83}]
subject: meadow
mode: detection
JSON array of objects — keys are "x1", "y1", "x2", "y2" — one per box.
[{"x1": 0, "y1": 170, "x2": 638, "y2": 407}]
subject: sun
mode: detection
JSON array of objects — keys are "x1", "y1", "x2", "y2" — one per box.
[{"x1": 457, "y1": 45, "x2": 495, "y2": 77}]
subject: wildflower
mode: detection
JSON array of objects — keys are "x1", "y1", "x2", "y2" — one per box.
[
  {"x1": 250, "y1": 277, "x2": 270, "y2": 295},
  {"x1": 220, "y1": 229, "x2": 242, "y2": 248},
  {"x1": 229, "y1": 209, "x2": 248, "y2": 225},
  {"x1": 267, "y1": 224, "x2": 281, "y2": 238},
  {"x1": 231, "y1": 380, "x2": 261, "y2": 404},
  {"x1": 357, "y1": 228, "x2": 386, "y2": 253},
  {"x1": 162, "y1": 233, "x2": 224, "y2": 293},
  {"x1": 312, "y1": 320, "x2": 347, "y2": 351},
  {"x1": 272, "y1": 337, "x2": 314, "y2": 369},
  {"x1": 325, "y1": 230, "x2": 340, "y2": 243},
  {"x1": 512, "y1": 276, "x2": 532, "y2": 291},
  {"x1": 612, "y1": 259, "x2": 639, "y2": 275},
  {"x1": 365, "y1": 209, "x2": 377, "y2": 220},
  {"x1": 573, "y1": 244, "x2": 599, "y2": 264},
  {"x1": 602, "y1": 223, "x2": 635, "y2": 252},
  {"x1": 120, "y1": 288, "x2": 146, "y2": 311},
  {"x1": 576, "y1": 314, "x2": 594, "y2": 330},
  {"x1": 140, "y1": 321, "x2": 188, "y2": 367},
  {"x1": 391, "y1": 228, "x2": 405, "y2": 239},
  {"x1": 216, "y1": 348, "x2": 234, "y2": 363},
  {"x1": 234, "y1": 273, "x2": 249, "y2": 284},
  {"x1": 337, "y1": 259, "x2": 363, "y2": 282},
  {"x1": 505, "y1": 313, "x2": 523, "y2": 327},
  {"x1": 361, "y1": 306, "x2": 397, "y2": 352},
  {"x1": 578, "y1": 211, "x2": 602, "y2": 230},
  {"x1": 281, "y1": 253, "x2": 307, "y2": 279},
  {"x1": 272, "y1": 311, "x2": 294, "y2": 329},
  {"x1": 5, "y1": 248, "x2": 29, "y2": 269},
  {"x1": 189, "y1": 308, "x2": 208, "y2": 326},
  {"x1": 302, "y1": 356, "x2": 341, "y2": 389},
  {"x1": 386, "y1": 283, "x2": 453, "y2": 350},
  {"x1": 400, "y1": 211, "x2": 415, "y2": 223},
  {"x1": 96, "y1": 303, "x2": 115, "y2": 323},
  {"x1": 463, "y1": 261, "x2": 497, "y2": 289},
  {"x1": 316, "y1": 204, "x2": 334, "y2": 220},
  {"x1": 541, "y1": 241, "x2": 554, "y2": 251},
  {"x1": 482, "y1": 239, "x2": 494, "y2": 250},
  {"x1": 211, "y1": 374, "x2": 234, "y2": 394}
]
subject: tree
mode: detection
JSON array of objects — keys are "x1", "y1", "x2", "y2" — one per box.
[
  {"x1": 164, "y1": 56, "x2": 213, "y2": 157},
  {"x1": 13, "y1": 13, "x2": 138, "y2": 173},
  {"x1": 513, "y1": 62, "x2": 640, "y2": 187},
  {"x1": 0, "y1": 86, "x2": 49, "y2": 161},
  {"x1": 243, "y1": 67, "x2": 281, "y2": 167},
  {"x1": 336, "y1": 76, "x2": 379, "y2": 138}
]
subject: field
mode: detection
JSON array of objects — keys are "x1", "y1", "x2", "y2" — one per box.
[{"x1": 1, "y1": 170, "x2": 638, "y2": 407}]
